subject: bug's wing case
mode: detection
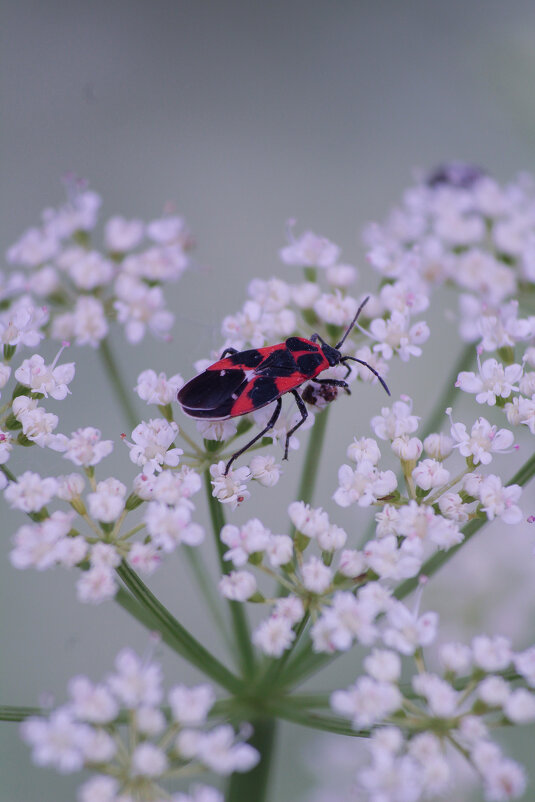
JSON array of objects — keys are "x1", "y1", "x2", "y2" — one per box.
[{"x1": 178, "y1": 369, "x2": 246, "y2": 415}]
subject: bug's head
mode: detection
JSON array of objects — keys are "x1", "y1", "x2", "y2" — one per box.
[{"x1": 322, "y1": 296, "x2": 391, "y2": 396}]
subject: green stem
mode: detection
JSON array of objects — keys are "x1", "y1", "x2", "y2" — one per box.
[
  {"x1": 0, "y1": 706, "x2": 44, "y2": 722},
  {"x1": 225, "y1": 718, "x2": 277, "y2": 802},
  {"x1": 203, "y1": 472, "x2": 256, "y2": 679},
  {"x1": 294, "y1": 406, "x2": 331, "y2": 508},
  {"x1": 182, "y1": 545, "x2": 234, "y2": 655},
  {"x1": 98, "y1": 337, "x2": 139, "y2": 430},
  {"x1": 420, "y1": 342, "x2": 475, "y2": 440},
  {"x1": 115, "y1": 563, "x2": 243, "y2": 693}
]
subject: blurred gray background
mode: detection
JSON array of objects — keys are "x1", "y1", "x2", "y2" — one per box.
[{"x1": 2, "y1": 1, "x2": 535, "y2": 800}]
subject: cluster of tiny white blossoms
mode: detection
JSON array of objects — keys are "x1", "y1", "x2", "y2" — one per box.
[
  {"x1": 4, "y1": 357, "x2": 208, "y2": 601},
  {"x1": 21, "y1": 644, "x2": 258, "y2": 802},
  {"x1": 332, "y1": 635, "x2": 535, "y2": 802},
  {"x1": 5, "y1": 175, "x2": 192, "y2": 347},
  {"x1": 218, "y1": 393, "x2": 522, "y2": 659},
  {"x1": 193, "y1": 222, "x2": 430, "y2": 506}
]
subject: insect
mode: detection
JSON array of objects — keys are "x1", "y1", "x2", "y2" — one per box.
[{"x1": 178, "y1": 296, "x2": 390, "y2": 474}]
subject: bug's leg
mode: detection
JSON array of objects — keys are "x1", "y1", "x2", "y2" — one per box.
[
  {"x1": 219, "y1": 347, "x2": 239, "y2": 359},
  {"x1": 283, "y1": 390, "x2": 309, "y2": 460},
  {"x1": 224, "y1": 398, "x2": 282, "y2": 475},
  {"x1": 313, "y1": 377, "x2": 351, "y2": 395}
]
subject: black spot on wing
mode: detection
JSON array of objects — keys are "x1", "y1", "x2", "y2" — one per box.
[
  {"x1": 178, "y1": 369, "x2": 246, "y2": 411},
  {"x1": 256, "y1": 348, "x2": 297, "y2": 376},
  {"x1": 286, "y1": 337, "x2": 319, "y2": 353},
  {"x1": 296, "y1": 352, "x2": 325, "y2": 376},
  {"x1": 248, "y1": 376, "x2": 280, "y2": 407},
  {"x1": 229, "y1": 349, "x2": 263, "y2": 368}
]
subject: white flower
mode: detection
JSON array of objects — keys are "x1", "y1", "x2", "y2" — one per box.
[
  {"x1": 15, "y1": 349, "x2": 75, "y2": 400},
  {"x1": 78, "y1": 776, "x2": 120, "y2": 802},
  {"x1": 514, "y1": 647, "x2": 535, "y2": 686},
  {"x1": 449, "y1": 415, "x2": 515, "y2": 465},
  {"x1": 314, "y1": 291, "x2": 358, "y2": 326},
  {"x1": 87, "y1": 478, "x2": 127, "y2": 523},
  {"x1": 196, "y1": 418, "x2": 238, "y2": 442},
  {"x1": 68, "y1": 676, "x2": 118, "y2": 723},
  {"x1": 68, "y1": 250, "x2": 114, "y2": 290},
  {"x1": 472, "y1": 635, "x2": 512, "y2": 672},
  {"x1": 478, "y1": 676, "x2": 511, "y2": 707},
  {"x1": 481, "y1": 758, "x2": 526, "y2": 801},
  {"x1": 440, "y1": 642, "x2": 472, "y2": 674},
  {"x1": 317, "y1": 523, "x2": 347, "y2": 551},
  {"x1": 0, "y1": 297, "x2": 48, "y2": 347},
  {"x1": 338, "y1": 549, "x2": 366, "y2": 578},
  {"x1": 144, "y1": 501, "x2": 198, "y2": 552},
  {"x1": 7, "y1": 226, "x2": 60, "y2": 267},
  {"x1": 76, "y1": 566, "x2": 117, "y2": 604},
  {"x1": 135, "y1": 369, "x2": 184, "y2": 405},
  {"x1": 383, "y1": 601, "x2": 438, "y2": 655},
  {"x1": 13, "y1": 399, "x2": 60, "y2": 447},
  {"x1": 333, "y1": 462, "x2": 397, "y2": 508},
  {"x1": 54, "y1": 296, "x2": 109, "y2": 347},
  {"x1": 364, "y1": 535, "x2": 423, "y2": 580},
  {"x1": 391, "y1": 435, "x2": 423, "y2": 461},
  {"x1": 104, "y1": 216, "x2": 144, "y2": 252},
  {"x1": 412, "y1": 673, "x2": 459, "y2": 717},
  {"x1": 220, "y1": 519, "x2": 270, "y2": 567},
  {"x1": 371, "y1": 398, "x2": 419, "y2": 440},
  {"x1": 249, "y1": 454, "x2": 281, "y2": 487},
  {"x1": 107, "y1": 648, "x2": 163, "y2": 708},
  {"x1": 503, "y1": 689, "x2": 535, "y2": 723},
  {"x1": 169, "y1": 684, "x2": 215, "y2": 725},
  {"x1": 219, "y1": 570, "x2": 257, "y2": 601},
  {"x1": 114, "y1": 274, "x2": 174, "y2": 343},
  {"x1": 301, "y1": 556, "x2": 332, "y2": 594},
  {"x1": 457, "y1": 357, "x2": 522, "y2": 406},
  {"x1": 125, "y1": 418, "x2": 182, "y2": 471},
  {"x1": 331, "y1": 676, "x2": 402, "y2": 728},
  {"x1": 423, "y1": 431, "x2": 454, "y2": 459},
  {"x1": 347, "y1": 436, "x2": 381, "y2": 464},
  {"x1": 272, "y1": 595, "x2": 305, "y2": 624},
  {"x1": 10, "y1": 511, "x2": 75, "y2": 570},
  {"x1": 56, "y1": 473, "x2": 85, "y2": 500},
  {"x1": 20, "y1": 709, "x2": 89, "y2": 773},
  {"x1": 210, "y1": 461, "x2": 251, "y2": 509},
  {"x1": 127, "y1": 542, "x2": 161, "y2": 574},
  {"x1": 252, "y1": 617, "x2": 296, "y2": 656},
  {"x1": 370, "y1": 310, "x2": 429, "y2": 361},
  {"x1": 364, "y1": 649, "x2": 401, "y2": 683},
  {"x1": 4, "y1": 471, "x2": 58, "y2": 512},
  {"x1": 131, "y1": 742, "x2": 168, "y2": 777},
  {"x1": 478, "y1": 475, "x2": 522, "y2": 524},
  {"x1": 191, "y1": 725, "x2": 259, "y2": 775},
  {"x1": 280, "y1": 229, "x2": 340, "y2": 268},
  {"x1": 54, "y1": 427, "x2": 114, "y2": 466},
  {"x1": 412, "y1": 459, "x2": 450, "y2": 490},
  {"x1": 266, "y1": 534, "x2": 293, "y2": 566},
  {"x1": 288, "y1": 501, "x2": 329, "y2": 537}
]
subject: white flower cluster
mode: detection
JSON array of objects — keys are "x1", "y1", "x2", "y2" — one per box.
[
  {"x1": 5, "y1": 178, "x2": 192, "y2": 347},
  {"x1": 6, "y1": 369, "x2": 205, "y2": 602},
  {"x1": 21, "y1": 646, "x2": 258, "y2": 801},
  {"x1": 218, "y1": 393, "x2": 522, "y2": 659},
  {"x1": 364, "y1": 163, "x2": 535, "y2": 337},
  {"x1": 332, "y1": 635, "x2": 535, "y2": 802}
]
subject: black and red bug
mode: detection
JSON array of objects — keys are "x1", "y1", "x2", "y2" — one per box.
[{"x1": 178, "y1": 296, "x2": 390, "y2": 474}]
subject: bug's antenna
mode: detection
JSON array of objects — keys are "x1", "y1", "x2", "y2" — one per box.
[
  {"x1": 335, "y1": 296, "x2": 370, "y2": 350},
  {"x1": 341, "y1": 356, "x2": 391, "y2": 396}
]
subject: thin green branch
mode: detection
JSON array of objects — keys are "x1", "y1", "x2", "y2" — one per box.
[
  {"x1": 225, "y1": 718, "x2": 277, "y2": 802},
  {"x1": 294, "y1": 406, "x2": 331, "y2": 509},
  {"x1": 182, "y1": 544, "x2": 235, "y2": 655},
  {"x1": 203, "y1": 470, "x2": 256, "y2": 679},
  {"x1": 0, "y1": 706, "x2": 44, "y2": 722},
  {"x1": 98, "y1": 337, "x2": 139, "y2": 431},
  {"x1": 116, "y1": 562, "x2": 242, "y2": 693}
]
